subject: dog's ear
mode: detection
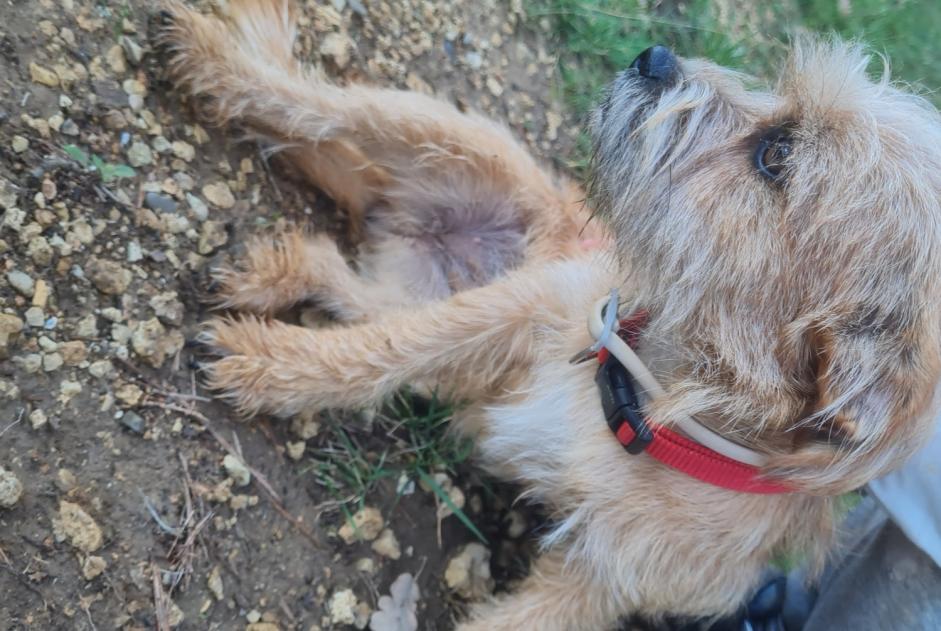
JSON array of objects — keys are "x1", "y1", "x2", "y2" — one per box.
[{"x1": 773, "y1": 308, "x2": 941, "y2": 492}]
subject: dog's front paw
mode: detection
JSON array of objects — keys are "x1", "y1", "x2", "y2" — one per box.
[{"x1": 200, "y1": 315, "x2": 337, "y2": 418}]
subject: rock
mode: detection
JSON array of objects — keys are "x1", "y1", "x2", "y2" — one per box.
[
  {"x1": 86, "y1": 257, "x2": 132, "y2": 294},
  {"x1": 105, "y1": 44, "x2": 127, "y2": 74},
  {"x1": 53, "y1": 500, "x2": 103, "y2": 552},
  {"x1": 320, "y1": 31, "x2": 353, "y2": 69},
  {"x1": 152, "y1": 136, "x2": 172, "y2": 154},
  {"x1": 119, "y1": 411, "x2": 145, "y2": 434},
  {"x1": 0, "y1": 467, "x2": 23, "y2": 508},
  {"x1": 126, "y1": 141, "x2": 153, "y2": 167},
  {"x1": 186, "y1": 194, "x2": 209, "y2": 221},
  {"x1": 201, "y1": 182, "x2": 235, "y2": 209},
  {"x1": 127, "y1": 239, "x2": 143, "y2": 262},
  {"x1": 82, "y1": 555, "x2": 107, "y2": 580},
  {"x1": 486, "y1": 77, "x2": 504, "y2": 97},
  {"x1": 75, "y1": 314, "x2": 99, "y2": 339},
  {"x1": 338, "y1": 506, "x2": 384, "y2": 543},
  {"x1": 168, "y1": 600, "x2": 184, "y2": 627},
  {"x1": 371, "y1": 528, "x2": 401, "y2": 560},
  {"x1": 29, "y1": 409, "x2": 48, "y2": 430},
  {"x1": 207, "y1": 566, "x2": 224, "y2": 600},
  {"x1": 32, "y1": 279, "x2": 50, "y2": 308},
  {"x1": 122, "y1": 78, "x2": 146, "y2": 97},
  {"x1": 120, "y1": 36, "x2": 144, "y2": 66},
  {"x1": 0, "y1": 314, "x2": 24, "y2": 359},
  {"x1": 11, "y1": 135, "x2": 29, "y2": 153},
  {"x1": 144, "y1": 192, "x2": 178, "y2": 213},
  {"x1": 131, "y1": 317, "x2": 184, "y2": 368},
  {"x1": 445, "y1": 543, "x2": 494, "y2": 599},
  {"x1": 223, "y1": 454, "x2": 251, "y2": 487},
  {"x1": 60, "y1": 341, "x2": 87, "y2": 366},
  {"x1": 28, "y1": 236, "x2": 53, "y2": 265},
  {"x1": 328, "y1": 589, "x2": 358, "y2": 626},
  {"x1": 25, "y1": 307, "x2": 45, "y2": 328},
  {"x1": 42, "y1": 352, "x2": 63, "y2": 372},
  {"x1": 197, "y1": 220, "x2": 228, "y2": 255},
  {"x1": 286, "y1": 441, "x2": 306, "y2": 461},
  {"x1": 29, "y1": 62, "x2": 59, "y2": 87},
  {"x1": 290, "y1": 411, "x2": 320, "y2": 440},
  {"x1": 6, "y1": 270, "x2": 34, "y2": 296},
  {"x1": 149, "y1": 291, "x2": 184, "y2": 326},
  {"x1": 171, "y1": 140, "x2": 195, "y2": 162},
  {"x1": 246, "y1": 624, "x2": 279, "y2": 631},
  {"x1": 0, "y1": 176, "x2": 18, "y2": 209},
  {"x1": 88, "y1": 360, "x2": 113, "y2": 378}
]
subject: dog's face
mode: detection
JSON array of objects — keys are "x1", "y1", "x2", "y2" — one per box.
[{"x1": 591, "y1": 41, "x2": 941, "y2": 493}]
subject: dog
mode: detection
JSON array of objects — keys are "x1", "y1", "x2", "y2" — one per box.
[{"x1": 159, "y1": 1, "x2": 941, "y2": 629}]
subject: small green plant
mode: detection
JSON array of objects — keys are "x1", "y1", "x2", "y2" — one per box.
[
  {"x1": 307, "y1": 391, "x2": 485, "y2": 542},
  {"x1": 63, "y1": 144, "x2": 136, "y2": 184}
]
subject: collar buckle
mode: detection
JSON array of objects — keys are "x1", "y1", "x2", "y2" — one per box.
[{"x1": 595, "y1": 355, "x2": 654, "y2": 454}]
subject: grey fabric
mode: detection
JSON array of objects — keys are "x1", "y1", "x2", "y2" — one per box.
[
  {"x1": 803, "y1": 497, "x2": 941, "y2": 630},
  {"x1": 869, "y1": 422, "x2": 941, "y2": 567}
]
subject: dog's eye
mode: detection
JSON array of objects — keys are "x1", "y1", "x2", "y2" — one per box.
[{"x1": 754, "y1": 127, "x2": 792, "y2": 182}]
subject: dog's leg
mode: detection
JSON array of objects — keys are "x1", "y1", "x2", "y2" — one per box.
[
  {"x1": 158, "y1": 0, "x2": 582, "y2": 258},
  {"x1": 458, "y1": 551, "x2": 622, "y2": 631},
  {"x1": 201, "y1": 270, "x2": 552, "y2": 417},
  {"x1": 211, "y1": 230, "x2": 407, "y2": 320}
]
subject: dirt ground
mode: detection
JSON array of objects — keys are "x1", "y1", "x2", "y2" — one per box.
[{"x1": 0, "y1": 1, "x2": 583, "y2": 629}]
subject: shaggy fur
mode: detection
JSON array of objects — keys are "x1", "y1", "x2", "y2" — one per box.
[{"x1": 159, "y1": 1, "x2": 941, "y2": 629}]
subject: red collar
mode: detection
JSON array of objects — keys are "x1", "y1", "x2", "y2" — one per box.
[{"x1": 595, "y1": 312, "x2": 793, "y2": 495}]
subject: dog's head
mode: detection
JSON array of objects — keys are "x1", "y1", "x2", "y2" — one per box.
[{"x1": 591, "y1": 40, "x2": 941, "y2": 494}]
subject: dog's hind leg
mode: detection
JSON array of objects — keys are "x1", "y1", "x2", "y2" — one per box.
[
  {"x1": 210, "y1": 230, "x2": 410, "y2": 320},
  {"x1": 158, "y1": 0, "x2": 588, "y2": 261}
]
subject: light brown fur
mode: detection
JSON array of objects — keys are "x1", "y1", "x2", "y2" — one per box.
[{"x1": 159, "y1": 1, "x2": 941, "y2": 629}]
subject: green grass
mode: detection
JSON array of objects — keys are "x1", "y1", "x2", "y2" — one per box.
[
  {"x1": 307, "y1": 392, "x2": 484, "y2": 541},
  {"x1": 530, "y1": 0, "x2": 941, "y2": 127}
]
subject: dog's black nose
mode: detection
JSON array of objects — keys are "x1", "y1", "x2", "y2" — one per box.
[{"x1": 630, "y1": 45, "x2": 678, "y2": 82}]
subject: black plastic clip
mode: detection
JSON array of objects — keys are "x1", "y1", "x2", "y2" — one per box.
[{"x1": 595, "y1": 355, "x2": 654, "y2": 454}]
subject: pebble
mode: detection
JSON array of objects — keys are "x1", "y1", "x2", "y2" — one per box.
[
  {"x1": 126, "y1": 141, "x2": 153, "y2": 167},
  {"x1": 171, "y1": 140, "x2": 195, "y2": 162},
  {"x1": 286, "y1": 441, "x2": 306, "y2": 461},
  {"x1": 53, "y1": 500, "x2": 103, "y2": 552},
  {"x1": 86, "y1": 257, "x2": 131, "y2": 295},
  {"x1": 0, "y1": 467, "x2": 23, "y2": 508},
  {"x1": 29, "y1": 409, "x2": 48, "y2": 430},
  {"x1": 29, "y1": 62, "x2": 59, "y2": 87},
  {"x1": 7, "y1": 270, "x2": 35, "y2": 297},
  {"x1": 201, "y1": 182, "x2": 235, "y2": 209},
  {"x1": 131, "y1": 317, "x2": 184, "y2": 368},
  {"x1": 152, "y1": 136, "x2": 172, "y2": 154},
  {"x1": 197, "y1": 220, "x2": 228, "y2": 255},
  {"x1": 61, "y1": 119, "x2": 79, "y2": 136},
  {"x1": 223, "y1": 454, "x2": 251, "y2": 487},
  {"x1": 120, "y1": 36, "x2": 144, "y2": 66},
  {"x1": 338, "y1": 506, "x2": 384, "y2": 543},
  {"x1": 291, "y1": 412, "x2": 321, "y2": 440},
  {"x1": 0, "y1": 176, "x2": 18, "y2": 209},
  {"x1": 127, "y1": 239, "x2": 143, "y2": 263},
  {"x1": 144, "y1": 191, "x2": 178, "y2": 213},
  {"x1": 42, "y1": 352, "x2": 63, "y2": 372},
  {"x1": 122, "y1": 78, "x2": 146, "y2": 96},
  {"x1": 32, "y1": 279, "x2": 50, "y2": 308},
  {"x1": 75, "y1": 314, "x2": 99, "y2": 339},
  {"x1": 371, "y1": 528, "x2": 401, "y2": 560},
  {"x1": 88, "y1": 360, "x2": 113, "y2": 378},
  {"x1": 0, "y1": 314, "x2": 24, "y2": 359},
  {"x1": 60, "y1": 341, "x2": 87, "y2": 366},
  {"x1": 328, "y1": 589, "x2": 359, "y2": 626},
  {"x1": 186, "y1": 193, "x2": 209, "y2": 221},
  {"x1": 119, "y1": 411, "x2": 145, "y2": 434},
  {"x1": 207, "y1": 566, "x2": 224, "y2": 600},
  {"x1": 11, "y1": 135, "x2": 29, "y2": 153},
  {"x1": 445, "y1": 543, "x2": 494, "y2": 599},
  {"x1": 149, "y1": 291, "x2": 184, "y2": 326},
  {"x1": 24, "y1": 307, "x2": 45, "y2": 328},
  {"x1": 82, "y1": 555, "x2": 107, "y2": 580}
]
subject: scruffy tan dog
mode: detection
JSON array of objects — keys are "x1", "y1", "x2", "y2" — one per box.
[{"x1": 159, "y1": 0, "x2": 941, "y2": 628}]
